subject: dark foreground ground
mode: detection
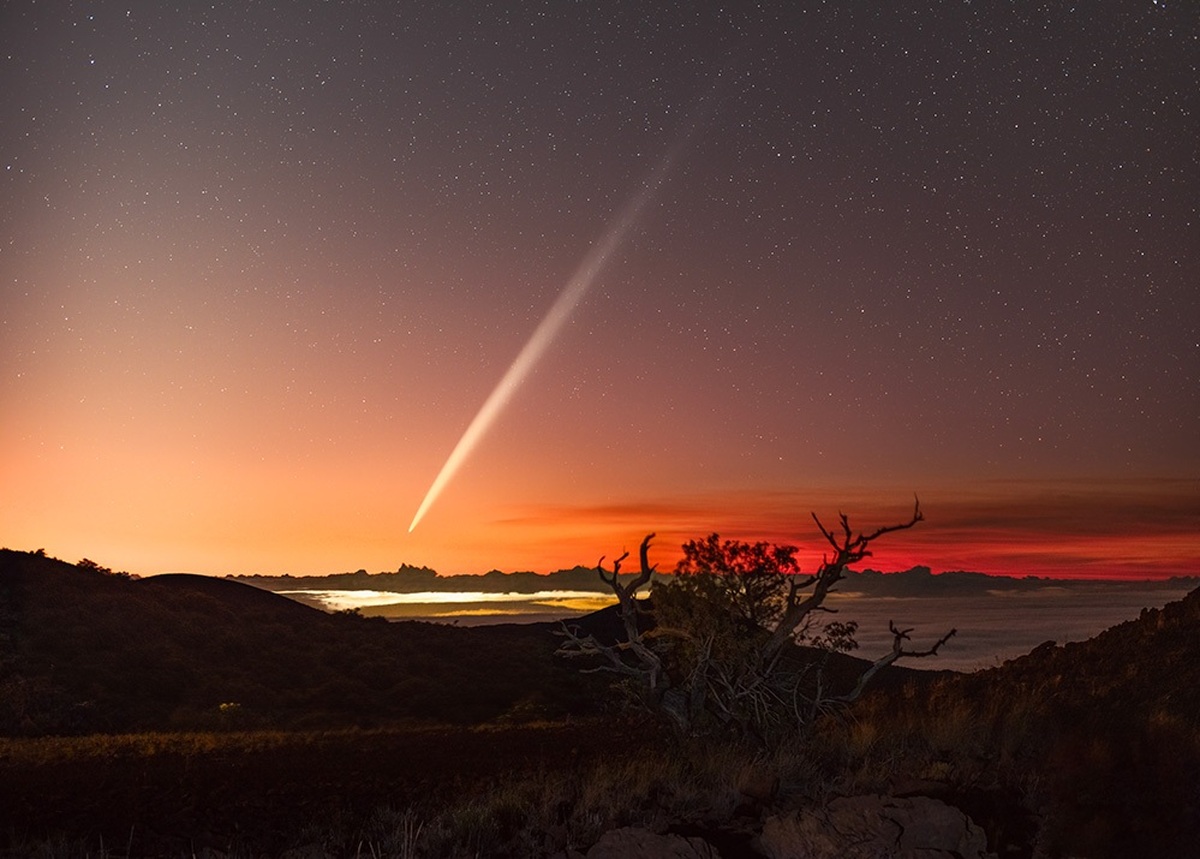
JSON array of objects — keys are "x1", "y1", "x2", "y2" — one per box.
[
  {"x1": 4, "y1": 709, "x2": 1198, "y2": 859},
  {"x1": 1, "y1": 723, "x2": 646, "y2": 857}
]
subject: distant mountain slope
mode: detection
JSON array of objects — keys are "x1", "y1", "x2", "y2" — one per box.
[
  {"x1": 231, "y1": 563, "x2": 668, "y2": 594},
  {"x1": 843, "y1": 565, "x2": 1197, "y2": 597},
  {"x1": 0, "y1": 550, "x2": 598, "y2": 735},
  {"x1": 233, "y1": 562, "x2": 1198, "y2": 598}
]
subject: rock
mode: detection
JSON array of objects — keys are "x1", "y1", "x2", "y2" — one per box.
[
  {"x1": 890, "y1": 777, "x2": 952, "y2": 799},
  {"x1": 758, "y1": 794, "x2": 995, "y2": 859},
  {"x1": 586, "y1": 826, "x2": 722, "y2": 858},
  {"x1": 737, "y1": 764, "x2": 780, "y2": 802}
]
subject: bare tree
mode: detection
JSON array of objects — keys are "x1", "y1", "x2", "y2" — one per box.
[
  {"x1": 558, "y1": 500, "x2": 956, "y2": 738},
  {"x1": 556, "y1": 535, "x2": 669, "y2": 709},
  {"x1": 762, "y1": 497, "x2": 936, "y2": 658}
]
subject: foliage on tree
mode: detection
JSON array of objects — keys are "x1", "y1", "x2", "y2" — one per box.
[
  {"x1": 557, "y1": 499, "x2": 956, "y2": 740},
  {"x1": 77, "y1": 558, "x2": 137, "y2": 579},
  {"x1": 667, "y1": 534, "x2": 800, "y2": 629}
]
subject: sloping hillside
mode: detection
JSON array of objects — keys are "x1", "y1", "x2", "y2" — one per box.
[
  {"x1": 0, "y1": 549, "x2": 598, "y2": 734},
  {"x1": 967, "y1": 585, "x2": 1200, "y2": 725},
  {"x1": 0, "y1": 549, "x2": 938, "y2": 736},
  {"x1": 844, "y1": 585, "x2": 1200, "y2": 859}
]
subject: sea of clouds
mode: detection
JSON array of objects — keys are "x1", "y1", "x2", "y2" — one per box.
[{"x1": 278, "y1": 580, "x2": 1195, "y2": 672}]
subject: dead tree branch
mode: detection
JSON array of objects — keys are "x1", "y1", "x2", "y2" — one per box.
[
  {"x1": 762, "y1": 496, "x2": 924, "y2": 659},
  {"x1": 556, "y1": 534, "x2": 664, "y2": 693},
  {"x1": 834, "y1": 620, "x2": 957, "y2": 704}
]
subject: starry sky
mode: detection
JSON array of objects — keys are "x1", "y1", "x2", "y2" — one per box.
[{"x1": 2, "y1": 1, "x2": 1197, "y2": 579}]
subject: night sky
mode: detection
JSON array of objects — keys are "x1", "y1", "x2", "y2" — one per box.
[{"x1": 3, "y1": 2, "x2": 1197, "y2": 578}]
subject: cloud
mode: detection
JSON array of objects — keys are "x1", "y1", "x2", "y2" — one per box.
[{"x1": 492, "y1": 478, "x2": 1199, "y2": 579}]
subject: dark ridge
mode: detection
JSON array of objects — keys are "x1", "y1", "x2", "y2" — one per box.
[
  {"x1": 0, "y1": 549, "x2": 602, "y2": 736},
  {"x1": 873, "y1": 584, "x2": 1200, "y2": 859},
  {"x1": 960, "y1": 584, "x2": 1200, "y2": 725},
  {"x1": 137, "y1": 572, "x2": 326, "y2": 621},
  {"x1": 230, "y1": 563, "x2": 667, "y2": 594}
]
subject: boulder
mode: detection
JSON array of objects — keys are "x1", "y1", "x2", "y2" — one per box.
[
  {"x1": 736, "y1": 764, "x2": 781, "y2": 802},
  {"x1": 586, "y1": 826, "x2": 722, "y2": 859},
  {"x1": 758, "y1": 794, "x2": 995, "y2": 859}
]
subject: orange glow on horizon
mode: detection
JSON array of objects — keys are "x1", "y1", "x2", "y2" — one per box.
[{"x1": 4, "y1": 450, "x2": 1195, "y2": 582}]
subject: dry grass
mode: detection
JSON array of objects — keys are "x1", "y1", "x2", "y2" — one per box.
[
  {"x1": 811, "y1": 688, "x2": 1040, "y2": 799},
  {"x1": 3, "y1": 681, "x2": 1195, "y2": 858},
  {"x1": 2, "y1": 725, "x2": 838, "y2": 857},
  {"x1": 0, "y1": 728, "x2": 311, "y2": 765},
  {"x1": 0, "y1": 707, "x2": 992, "y2": 856}
]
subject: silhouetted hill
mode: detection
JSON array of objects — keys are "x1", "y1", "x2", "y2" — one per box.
[
  {"x1": 961, "y1": 584, "x2": 1200, "y2": 725},
  {"x1": 856, "y1": 584, "x2": 1200, "y2": 859},
  {"x1": 847, "y1": 565, "x2": 1199, "y2": 597},
  {"x1": 2, "y1": 549, "x2": 936, "y2": 737},
  {"x1": 139, "y1": 572, "x2": 323, "y2": 620},
  {"x1": 0, "y1": 549, "x2": 600, "y2": 735}
]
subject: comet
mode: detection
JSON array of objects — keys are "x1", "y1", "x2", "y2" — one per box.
[{"x1": 407, "y1": 125, "x2": 698, "y2": 533}]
